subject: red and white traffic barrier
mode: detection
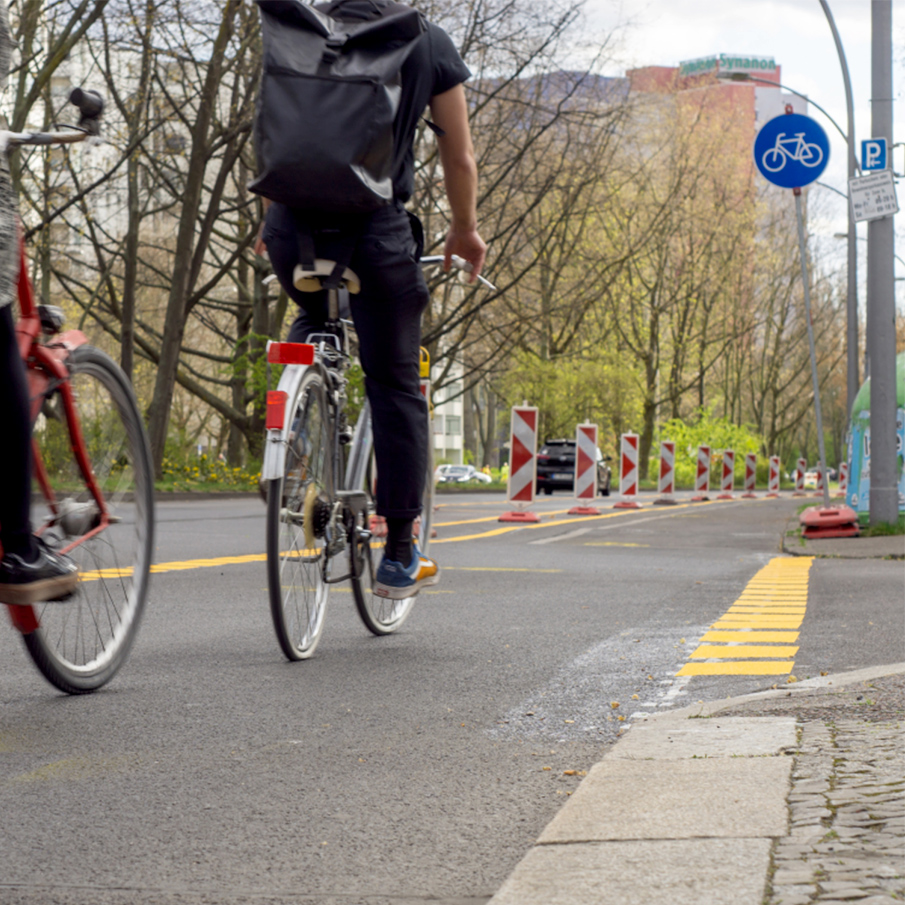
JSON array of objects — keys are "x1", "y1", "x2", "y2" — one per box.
[
  {"x1": 812, "y1": 464, "x2": 825, "y2": 498},
  {"x1": 654, "y1": 440, "x2": 677, "y2": 505},
  {"x1": 836, "y1": 461, "x2": 848, "y2": 499},
  {"x1": 691, "y1": 445, "x2": 711, "y2": 501},
  {"x1": 499, "y1": 406, "x2": 540, "y2": 523},
  {"x1": 614, "y1": 433, "x2": 642, "y2": 509},
  {"x1": 741, "y1": 453, "x2": 757, "y2": 498},
  {"x1": 569, "y1": 423, "x2": 601, "y2": 515},
  {"x1": 793, "y1": 457, "x2": 807, "y2": 496},
  {"x1": 766, "y1": 455, "x2": 781, "y2": 497},
  {"x1": 717, "y1": 449, "x2": 735, "y2": 500}
]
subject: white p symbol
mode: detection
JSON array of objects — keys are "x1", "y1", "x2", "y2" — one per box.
[{"x1": 865, "y1": 141, "x2": 883, "y2": 169}]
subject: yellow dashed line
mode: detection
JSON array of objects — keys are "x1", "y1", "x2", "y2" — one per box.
[
  {"x1": 679, "y1": 661, "x2": 796, "y2": 676},
  {"x1": 691, "y1": 644, "x2": 799, "y2": 659},
  {"x1": 702, "y1": 630, "x2": 800, "y2": 643},
  {"x1": 677, "y1": 556, "x2": 812, "y2": 677}
]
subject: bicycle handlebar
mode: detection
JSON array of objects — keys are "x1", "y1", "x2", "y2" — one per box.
[
  {"x1": 0, "y1": 87, "x2": 104, "y2": 152},
  {"x1": 420, "y1": 254, "x2": 497, "y2": 291}
]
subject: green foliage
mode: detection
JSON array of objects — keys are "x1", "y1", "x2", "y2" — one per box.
[
  {"x1": 500, "y1": 352, "x2": 641, "y2": 455},
  {"x1": 660, "y1": 407, "x2": 763, "y2": 488},
  {"x1": 231, "y1": 332, "x2": 275, "y2": 412},
  {"x1": 345, "y1": 362, "x2": 366, "y2": 427},
  {"x1": 158, "y1": 453, "x2": 261, "y2": 492}
]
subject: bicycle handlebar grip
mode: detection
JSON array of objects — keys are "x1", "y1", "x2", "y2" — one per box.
[{"x1": 69, "y1": 88, "x2": 104, "y2": 133}]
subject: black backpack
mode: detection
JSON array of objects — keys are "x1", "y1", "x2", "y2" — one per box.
[{"x1": 249, "y1": 0, "x2": 425, "y2": 214}]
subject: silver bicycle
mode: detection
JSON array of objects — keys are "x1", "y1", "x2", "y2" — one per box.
[{"x1": 261, "y1": 257, "x2": 480, "y2": 659}]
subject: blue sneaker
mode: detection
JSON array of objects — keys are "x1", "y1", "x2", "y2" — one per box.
[{"x1": 374, "y1": 547, "x2": 439, "y2": 599}]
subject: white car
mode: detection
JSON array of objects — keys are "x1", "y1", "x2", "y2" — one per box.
[{"x1": 434, "y1": 464, "x2": 492, "y2": 484}]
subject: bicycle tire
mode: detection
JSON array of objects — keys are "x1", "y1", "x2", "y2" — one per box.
[
  {"x1": 23, "y1": 345, "x2": 154, "y2": 694},
  {"x1": 351, "y1": 418, "x2": 434, "y2": 636},
  {"x1": 266, "y1": 367, "x2": 333, "y2": 660},
  {"x1": 761, "y1": 147, "x2": 785, "y2": 173},
  {"x1": 801, "y1": 143, "x2": 824, "y2": 167}
]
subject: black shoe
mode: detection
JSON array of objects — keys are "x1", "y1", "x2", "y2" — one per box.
[{"x1": 0, "y1": 538, "x2": 78, "y2": 606}]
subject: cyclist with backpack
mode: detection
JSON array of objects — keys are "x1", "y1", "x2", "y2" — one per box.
[{"x1": 253, "y1": 0, "x2": 485, "y2": 600}]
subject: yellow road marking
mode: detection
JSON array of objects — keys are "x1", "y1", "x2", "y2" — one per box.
[
  {"x1": 584, "y1": 542, "x2": 650, "y2": 547},
  {"x1": 82, "y1": 555, "x2": 565, "y2": 581},
  {"x1": 702, "y1": 630, "x2": 800, "y2": 643},
  {"x1": 677, "y1": 661, "x2": 794, "y2": 676},
  {"x1": 433, "y1": 499, "x2": 715, "y2": 544},
  {"x1": 677, "y1": 556, "x2": 813, "y2": 677},
  {"x1": 690, "y1": 644, "x2": 799, "y2": 659},
  {"x1": 727, "y1": 608, "x2": 806, "y2": 615},
  {"x1": 713, "y1": 618, "x2": 804, "y2": 629}
]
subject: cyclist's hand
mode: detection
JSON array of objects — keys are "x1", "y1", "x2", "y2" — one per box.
[
  {"x1": 443, "y1": 227, "x2": 486, "y2": 283},
  {"x1": 254, "y1": 221, "x2": 268, "y2": 258}
]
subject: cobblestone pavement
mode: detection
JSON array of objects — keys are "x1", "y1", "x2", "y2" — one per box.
[{"x1": 727, "y1": 675, "x2": 904, "y2": 905}]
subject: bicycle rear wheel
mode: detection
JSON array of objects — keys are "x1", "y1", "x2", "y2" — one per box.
[
  {"x1": 23, "y1": 345, "x2": 154, "y2": 694},
  {"x1": 351, "y1": 420, "x2": 434, "y2": 635},
  {"x1": 266, "y1": 368, "x2": 333, "y2": 660}
]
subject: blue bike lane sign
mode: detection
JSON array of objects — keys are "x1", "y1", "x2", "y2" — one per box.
[{"x1": 754, "y1": 113, "x2": 830, "y2": 189}]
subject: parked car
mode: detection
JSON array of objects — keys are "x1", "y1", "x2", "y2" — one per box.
[
  {"x1": 435, "y1": 463, "x2": 492, "y2": 484},
  {"x1": 535, "y1": 439, "x2": 611, "y2": 496}
]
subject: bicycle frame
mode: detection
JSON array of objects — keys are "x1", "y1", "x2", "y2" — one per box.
[{"x1": 5, "y1": 233, "x2": 107, "y2": 635}]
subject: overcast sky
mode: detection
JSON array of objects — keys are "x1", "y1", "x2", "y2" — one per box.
[{"x1": 580, "y1": 0, "x2": 903, "y2": 286}]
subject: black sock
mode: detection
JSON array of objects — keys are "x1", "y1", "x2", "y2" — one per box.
[{"x1": 385, "y1": 518, "x2": 413, "y2": 567}]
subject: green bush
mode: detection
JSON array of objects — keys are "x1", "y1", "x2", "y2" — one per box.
[
  {"x1": 658, "y1": 408, "x2": 764, "y2": 489},
  {"x1": 158, "y1": 453, "x2": 261, "y2": 491}
]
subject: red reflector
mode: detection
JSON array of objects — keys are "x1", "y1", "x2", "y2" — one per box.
[
  {"x1": 267, "y1": 342, "x2": 315, "y2": 365},
  {"x1": 266, "y1": 391, "x2": 288, "y2": 430}
]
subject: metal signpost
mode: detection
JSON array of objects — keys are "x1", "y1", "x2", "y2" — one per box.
[{"x1": 754, "y1": 109, "x2": 833, "y2": 509}]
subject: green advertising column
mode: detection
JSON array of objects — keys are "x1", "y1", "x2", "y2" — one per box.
[{"x1": 846, "y1": 351, "x2": 905, "y2": 523}]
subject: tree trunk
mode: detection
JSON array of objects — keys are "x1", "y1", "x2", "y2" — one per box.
[{"x1": 145, "y1": 1, "x2": 239, "y2": 477}]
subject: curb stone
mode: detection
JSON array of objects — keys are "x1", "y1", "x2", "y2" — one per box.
[{"x1": 489, "y1": 664, "x2": 905, "y2": 905}]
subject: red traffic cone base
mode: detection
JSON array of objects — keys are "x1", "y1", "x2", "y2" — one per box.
[
  {"x1": 799, "y1": 505, "x2": 859, "y2": 539},
  {"x1": 499, "y1": 510, "x2": 540, "y2": 523}
]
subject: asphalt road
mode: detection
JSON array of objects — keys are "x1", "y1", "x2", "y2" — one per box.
[{"x1": 1, "y1": 493, "x2": 901, "y2": 905}]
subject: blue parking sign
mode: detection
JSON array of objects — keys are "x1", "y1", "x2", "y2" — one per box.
[
  {"x1": 861, "y1": 139, "x2": 887, "y2": 171},
  {"x1": 754, "y1": 113, "x2": 830, "y2": 189}
]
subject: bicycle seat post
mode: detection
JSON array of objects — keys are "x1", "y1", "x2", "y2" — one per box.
[{"x1": 327, "y1": 287, "x2": 341, "y2": 323}]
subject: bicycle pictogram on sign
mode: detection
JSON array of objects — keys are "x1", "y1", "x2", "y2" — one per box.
[
  {"x1": 753, "y1": 112, "x2": 829, "y2": 189},
  {"x1": 761, "y1": 132, "x2": 824, "y2": 173}
]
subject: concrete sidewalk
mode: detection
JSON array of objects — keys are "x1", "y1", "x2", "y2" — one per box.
[{"x1": 489, "y1": 664, "x2": 905, "y2": 905}]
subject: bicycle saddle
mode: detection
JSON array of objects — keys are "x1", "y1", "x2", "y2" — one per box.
[{"x1": 293, "y1": 260, "x2": 361, "y2": 295}]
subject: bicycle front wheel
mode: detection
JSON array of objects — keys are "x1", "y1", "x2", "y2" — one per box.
[
  {"x1": 351, "y1": 422, "x2": 434, "y2": 635},
  {"x1": 266, "y1": 368, "x2": 333, "y2": 660},
  {"x1": 24, "y1": 345, "x2": 154, "y2": 694}
]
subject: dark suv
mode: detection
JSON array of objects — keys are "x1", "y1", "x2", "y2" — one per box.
[{"x1": 535, "y1": 439, "x2": 611, "y2": 496}]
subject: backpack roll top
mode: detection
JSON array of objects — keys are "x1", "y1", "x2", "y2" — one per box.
[{"x1": 249, "y1": 0, "x2": 425, "y2": 213}]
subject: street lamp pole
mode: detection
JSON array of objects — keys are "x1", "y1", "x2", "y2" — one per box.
[
  {"x1": 867, "y1": 0, "x2": 898, "y2": 526},
  {"x1": 818, "y1": 0, "x2": 861, "y2": 414}
]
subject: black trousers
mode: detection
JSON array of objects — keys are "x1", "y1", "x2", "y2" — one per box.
[
  {"x1": 0, "y1": 304, "x2": 34, "y2": 557},
  {"x1": 263, "y1": 202, "x2": 429, "y2": 519}
]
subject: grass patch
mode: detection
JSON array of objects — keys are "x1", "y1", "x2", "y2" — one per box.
[
  {"x1": 860, "y1": 519, "x2": 905, "y2": 537},
  {"x1": 155, "y1": 455, "x2": 260, "y2": 493}
]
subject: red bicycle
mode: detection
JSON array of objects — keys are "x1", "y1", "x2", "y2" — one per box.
[{"x1": 4, "y1": 89, "x2": 154, "y2": 693}]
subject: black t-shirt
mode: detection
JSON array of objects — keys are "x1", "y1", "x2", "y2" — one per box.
[
  {"x1": 325, "y1": 2, "x2": 471, "y2": 203},
  {"x1": 392, "y1": 21, "x2": 471, "y2": 201}
]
